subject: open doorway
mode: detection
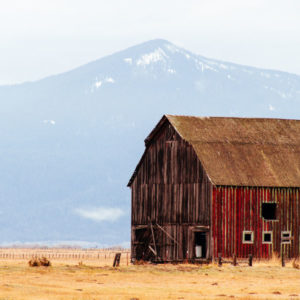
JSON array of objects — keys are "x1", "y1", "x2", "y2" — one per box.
[
  {"x1": 134, "y1": 228, "x2": 155, "y2": 261},
  {"x1": 194, "y1": 232, "x2": 207, "y2": 259}
]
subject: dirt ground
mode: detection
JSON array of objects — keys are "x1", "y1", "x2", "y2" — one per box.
[{"x1": 0, "y1": 255, "x2": 300, "y2": 299}]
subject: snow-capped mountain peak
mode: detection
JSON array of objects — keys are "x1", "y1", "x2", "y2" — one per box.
[{"x1": 0, "y1": 39, "x2": 299, "y2": 246}]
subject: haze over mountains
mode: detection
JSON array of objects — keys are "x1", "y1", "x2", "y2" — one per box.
[{"x1": 1, "y1": 39, "x2": 300, "y2": 247}]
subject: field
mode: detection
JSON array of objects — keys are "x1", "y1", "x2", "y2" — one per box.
[{"x1": 0, "y1": 249, "x2": 300, "y2": 299}]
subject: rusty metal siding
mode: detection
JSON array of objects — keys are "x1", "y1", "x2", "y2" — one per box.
[
  {"x1": 212, "y1": 186, "x2": 300, "y2": 259},
  {"x1": 131, "y1": 121, "x2": 212, "y2": 261}
]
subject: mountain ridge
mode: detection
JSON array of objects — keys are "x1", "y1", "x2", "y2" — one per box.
[
  {"x1": 3, "y1": 39, "x2": 299, "y2": 87},
  {"x1": 0, "y1": 39, "x2": 299, "y2": 247}
]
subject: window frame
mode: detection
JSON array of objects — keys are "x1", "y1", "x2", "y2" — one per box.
[
  {"x1": 242, "y1": 230, "x2": 254, "y2": 244},
  {"x1": 262, "y1": 231, "x2": 273, "y2": 244},
  {"x1": 281, "y1": 231, "x2": 291, "y2": 244}
]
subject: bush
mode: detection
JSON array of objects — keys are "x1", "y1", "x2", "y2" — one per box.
[{"x1": 28, "y1": 257, "x2": 51, "y2": 267}]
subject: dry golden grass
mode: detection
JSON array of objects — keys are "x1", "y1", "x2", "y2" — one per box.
[{"x1": 0, "y1": 250, "x2": 299, "y2": 300}]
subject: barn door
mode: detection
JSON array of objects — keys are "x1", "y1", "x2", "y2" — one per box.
[{"x1": 134, "y1": 228, "x2": 156, "y2": 261}]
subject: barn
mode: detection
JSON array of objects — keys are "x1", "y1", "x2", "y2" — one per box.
[{"x1": 128, "y1": 115, "x2": 300, "y2": 262}]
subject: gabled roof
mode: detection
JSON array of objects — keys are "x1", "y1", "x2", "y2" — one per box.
[{"x1": 128, "y1": 115, "x2": 300, "y2": 187}]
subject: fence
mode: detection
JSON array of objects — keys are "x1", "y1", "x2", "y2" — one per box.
[
  {"x1": 0, "y1": 248, "x2": 131, "y2": 265},
  {"x1": 216, "y1": 252, "x2": 289, "y2": 267}
]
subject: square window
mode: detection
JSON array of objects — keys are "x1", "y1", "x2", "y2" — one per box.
[
  {"x1": 261, "y1": 203, "x2": 277, "y2": 220},
  {"x1": 243, "y1": 231, "x2": 254, "y2": 244},
  {"x1": 263, "y1": 231, "x2": 273, "y2": 244},
  {"x1": 281, "y1": 231, "x2": 291, "y2": 244}
]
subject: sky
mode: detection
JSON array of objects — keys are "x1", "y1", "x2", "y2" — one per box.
[{"x1": 0, "y1": 0, "x2": 299, "y2": 84}]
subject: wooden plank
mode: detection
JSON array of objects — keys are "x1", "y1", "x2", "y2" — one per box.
[
  {"x1": 113, "y1": 253, "x2": 121, "y2": 267},
  {"x1": 149, "y1": 222, "x2": 157, "y2": 258},
  {"x1": 156, "y1": 223, "x2": 181, "y2": 246}
]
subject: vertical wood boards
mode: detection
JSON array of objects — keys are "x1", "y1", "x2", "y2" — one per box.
[
  {"x1": 130, "y1": 119, "x2": 300, "y2": 262},
  {"x1": 212, "y1": 186, "x2": 300, "y2": 259},
  {"x1": 131, "y1": 121, "x2": 212, "y2": 261}
]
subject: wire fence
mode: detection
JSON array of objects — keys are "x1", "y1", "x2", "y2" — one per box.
[{"x1": 0, "y1": 248, "x2": 131, "y2": 263}]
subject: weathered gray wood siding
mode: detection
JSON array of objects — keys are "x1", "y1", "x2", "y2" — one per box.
[{"x1": 130, "y1": 121, "x2": 212, "y2": 261}]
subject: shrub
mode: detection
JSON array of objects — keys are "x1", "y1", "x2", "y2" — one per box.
[{"x1": 28, "y1": 257, "x2": 51, "y2": 267}]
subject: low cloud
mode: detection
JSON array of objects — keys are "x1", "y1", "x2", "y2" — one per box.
[
  {"x1": 269, "y1": 104, "x2": 275, "y2": 111},
  {"x1": 74, "y1": 207, "x2": 124, "y2": 222},
  {"x1": 43, "y1": 119, "x2": 56, "y2": 125}
]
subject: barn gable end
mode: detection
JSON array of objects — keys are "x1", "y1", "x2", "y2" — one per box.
[{"x1": 130, "y1": 117, "x2": 212, "y2": 262}]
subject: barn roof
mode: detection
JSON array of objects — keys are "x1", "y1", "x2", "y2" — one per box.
[{"x1": 128, "y1": 115, "x2": 300, "y2": 187}]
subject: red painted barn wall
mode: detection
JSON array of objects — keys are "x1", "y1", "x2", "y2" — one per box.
[{"x1": 212, "y1": 186, "x2": 300, "y2": 259}]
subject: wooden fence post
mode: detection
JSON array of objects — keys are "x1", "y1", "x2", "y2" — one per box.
[
  {"x1": 233, "y1": 254, "x2": 237, "y2": 266},
  {"x1": 113, "y1": 253, "x2": 121, "y2": 267},
  {"x1": 281, "y1": 246, "x2": 285, "y2": 267},
  {"x1": 218, "y1": 253, "x2": 222, "y2": 267},
  {"x1": 248, "y1": 254, "x2": 253, "y2": 267}
]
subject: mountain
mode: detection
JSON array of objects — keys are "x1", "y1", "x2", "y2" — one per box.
[{"x1": 0, "y1": 39, "x2": 300, "y2": 247}]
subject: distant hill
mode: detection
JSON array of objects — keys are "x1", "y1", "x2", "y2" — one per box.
[{"x1": 0, "y1": 39, "x2": 299, "y2": 247}]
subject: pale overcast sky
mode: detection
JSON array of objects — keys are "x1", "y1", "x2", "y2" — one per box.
[{"x1": 0, "y1": 0, "x2": 299, "y2": 84}]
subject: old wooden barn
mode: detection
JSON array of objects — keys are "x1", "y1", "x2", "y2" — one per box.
[{"x1": 128, "y1": 115, "x2": 300, "y2": 262}]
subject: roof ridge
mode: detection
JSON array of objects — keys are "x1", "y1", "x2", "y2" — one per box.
[
  {"x1": 166, "y1": 114, "x2": 300, "y2": 122},
  {"x1": 190, "y1": 140, "x2": 300, "y2": 146}
]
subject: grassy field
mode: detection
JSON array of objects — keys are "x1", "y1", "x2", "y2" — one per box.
[{"x1": 0, "y1": 249, "x2": 300, "y2": 299}]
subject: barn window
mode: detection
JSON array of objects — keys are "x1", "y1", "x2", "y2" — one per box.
[
  {"x1": 243, "y1": 231, "x2": 254, "y2": 244},
  {"x1": 261, "y1": 202, "x2": 277, "y2": 220},
  {"x1": 262, "y1": 231, "x2": 273, "y2": 244},
  {"x1": 281, "y1": 231, "x2": 291, "y2": 244}
]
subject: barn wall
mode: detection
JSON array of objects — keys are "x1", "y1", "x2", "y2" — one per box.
[
  {"x1": 132, "y1": 225, "x2": 189, "y2": 262},
  {"x1": 212, "y1": 186, "x2": 300, "y2": 259},
  {"x1": 131, "y1": 121, "x2": 212, "y2": 261}
]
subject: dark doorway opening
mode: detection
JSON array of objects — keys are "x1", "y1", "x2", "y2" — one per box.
[
  {"x1": 134, "y1": 228, "x2": 155, "y2": 261},
  {"x1": 194, "y1": 232, "x2": 207, "y2": 258}
]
